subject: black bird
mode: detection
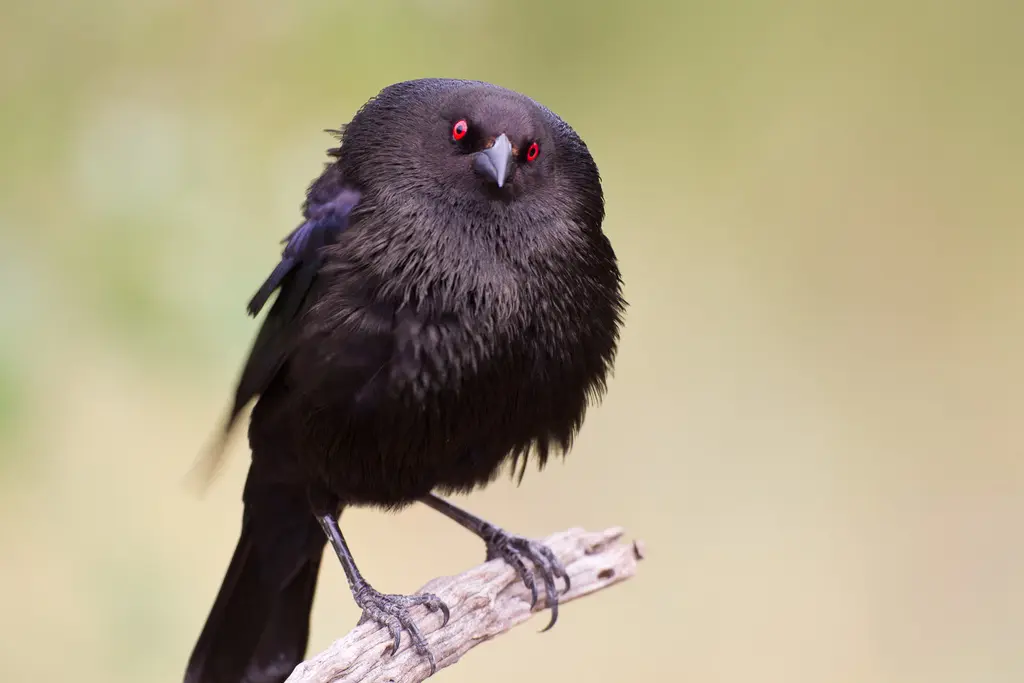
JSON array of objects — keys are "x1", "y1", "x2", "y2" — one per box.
[{"x1": 185, "y1": 78, "x2": 625, "y2": 683}]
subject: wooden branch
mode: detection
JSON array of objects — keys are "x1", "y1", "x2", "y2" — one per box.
[{"x1": 286, "y1": 527, "x2": 644, "y2": 683}]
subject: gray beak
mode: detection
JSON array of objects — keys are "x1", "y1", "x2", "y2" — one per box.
[{"x1": 473, "y1": 133, "x2": 513, "y2": 188}]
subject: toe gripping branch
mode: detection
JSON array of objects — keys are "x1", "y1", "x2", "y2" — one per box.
[{"x1": 420, "y1": 494, "x2": 571, "y2": 631}]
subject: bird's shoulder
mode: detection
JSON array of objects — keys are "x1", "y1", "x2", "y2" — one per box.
[
  {"x1": 224, "y1": 170, "x2": 362, "y2": 425},
  {"x1": 246, "y1": 170, "x2": 360, "y2": 318}
]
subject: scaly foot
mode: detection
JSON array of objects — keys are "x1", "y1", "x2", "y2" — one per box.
[
  {"x1": 354, "y1": 585, "x2": 450, "y2": 673},
  {"x1": 484, "y1": 529, "x2": 571, "y2": 631}
]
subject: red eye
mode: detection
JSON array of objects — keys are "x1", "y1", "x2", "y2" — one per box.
[
  {"x1": 526, "y1": 141, "x2": 540, "y2": 162},
  {"x1": 452, "y1": 119, "x2": 468, "y2": 141}
]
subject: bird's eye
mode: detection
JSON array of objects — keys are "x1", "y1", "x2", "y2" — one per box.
[
  {"x1": 526, "y1": 141, "x2": 540, "y2": 163},
  {"x1": 452, "y1": 119, "x2": 469, "y2": 141}
]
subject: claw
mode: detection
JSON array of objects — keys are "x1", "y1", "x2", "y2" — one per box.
[
  {"x1": 387, "y1": 618, "x2": 401, "y2": 654},
  {"x1": 419, "y1": 593, "x2": 451, "y2": 628},
  {"x1": 538, "y1": 545, "x2": 571, "y2": 593},
  {"x1": 519, "y1": 563, "x2": 540, "y2": 608},
  {"x1": 535, "y1": 557, "x2": 560, "y2": 632},
  {"x1": 539, "y1": 605, "x2": 558, "y2": 632},
  {"x1": 352, "y1": 587, "x2": 450, "y2": 674},
  {"x1": 484, "y1": 531, "x2": 569, "y2": 633}
]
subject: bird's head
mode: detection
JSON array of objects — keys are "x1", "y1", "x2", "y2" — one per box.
[
  {"x1": 435, "y1": 87, "x2": 549, "y2": 195},
  {"x1": 335, "y1": 79, "x2": 602, "y2": 221}
]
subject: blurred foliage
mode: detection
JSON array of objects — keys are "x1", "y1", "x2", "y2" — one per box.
[{"x1": 1, "y1": 1, "x2": 1022, "y2": 682}]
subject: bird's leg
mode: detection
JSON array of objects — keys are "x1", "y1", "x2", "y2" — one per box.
[
  {"x1": 419, "y1": 494, "x2": 570, "y2": 631},
  {"x1": 315, "y1": 511, "x2": 450, "y2": 672}
]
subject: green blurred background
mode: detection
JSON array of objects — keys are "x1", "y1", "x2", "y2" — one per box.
[{"x1": 1, "y1": 0, "x2": 1022, "y2": 681}]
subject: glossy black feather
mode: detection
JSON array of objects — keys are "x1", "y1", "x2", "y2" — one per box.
[
  {"x1": 246, "y1": 188, "x2": 360, "y2": 318},
  {"x1": 185, "y1": 78, "x2": 625, "y2": 683},
  {"x1": 227, "y1": 187, "x2": 361, "y2": 432}
]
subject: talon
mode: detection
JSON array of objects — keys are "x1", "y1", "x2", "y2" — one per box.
[
  {"x1": 404, "y1": 621, "x2": 436, "y2": 674},
  {"x1": 387, "y1": 619, "x2": 402, "y2": 654},
  {"x1": 536, "y1": 566, "x2": 559, "y2": 632},
  {"x1": 539, "y1": 600, "x2": 559, "y2": 633},
  {"x1": 417, "y1": 592, "x2": 450, "y2": 627},
  {"x1": 539, "y1": 546, "x2": 570, "y2": 592},
  {"x1": 517, "y1": 564, "x2": 539, "y2": 607},
  {"x1": 352, "y1": 586, "x2": 450, "y2": 669},
  {"x1": 524, "y1": 571, "x2": 540, "y2": 607},
  {"x1": 483, "y1": 531, "x2": 569, "y2": 630}
]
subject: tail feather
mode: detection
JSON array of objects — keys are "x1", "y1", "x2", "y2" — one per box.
[
  {"x1": 244, "y1": 550, "x2": 323, "y2": 682},
  {"x1": 185, "y1": 509, "x2": 324, "y2": 683}
]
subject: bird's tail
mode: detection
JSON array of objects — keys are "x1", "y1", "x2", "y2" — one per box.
[{"x1": 184, "y1": 494, "x2": 325, "y2": 683}]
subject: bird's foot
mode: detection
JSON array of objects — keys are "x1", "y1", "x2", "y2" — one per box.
[
  {"x1": 354, "y1": 585, "x2": 450, "y2": 673},
  {"x1": 483, "y1": 528, "x2": 571, "y2": 631}
]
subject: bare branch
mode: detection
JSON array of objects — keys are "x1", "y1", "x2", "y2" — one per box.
[{"x1": 286, "y1": 527, "x2": 644, "y2": 683}]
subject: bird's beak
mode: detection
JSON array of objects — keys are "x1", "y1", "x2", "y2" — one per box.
[{"x1": 473, "y1": 134, "x2": 514, "y2": 188}]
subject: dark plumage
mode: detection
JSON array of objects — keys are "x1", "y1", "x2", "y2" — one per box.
[{"x1": 185, "y1": 78, "x2": 625, "y2": 683}]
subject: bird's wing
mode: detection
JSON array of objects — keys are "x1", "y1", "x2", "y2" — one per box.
[
  {"x1": 246, "y1": 187, "x2": 362, "y2": 318},
  {"x1": 190, "y1": 184, "x2": 361, "y2": 487},
  {"x1": 230, "y1": 186, "x2": 362, "y2": 427}
]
